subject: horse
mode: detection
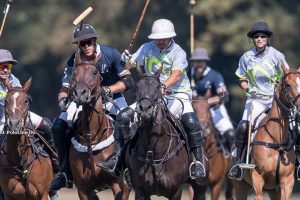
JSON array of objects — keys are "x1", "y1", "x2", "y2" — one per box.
[
  {"x1": 0, "y1": 78, "x2": 53, "y2": 200},
  {"x1": 125, "y1": 67, "x2": 208, "y2": 200},
  {"x1": 231, "y1": 66, "x2": 300, "y2": 200},
  {"x1": 192, "y1": 96, "x2": 233, "y2": 200},
  {"x1": 68, "y1": 53, "x2": 130, "y2": 200}
]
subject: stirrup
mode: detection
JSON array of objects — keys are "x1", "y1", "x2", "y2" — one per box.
[
  {"x1": 123, "y1": 168, "x2": 132, "y2": 187},
  {"x1": 238, "y1": 163, "x2": 255, "y2": 169},
  {"x1": 189, "y1": 160, "x2": 206, "y2": 179},
  {"x1": 228, "y1": 165, "x2": 243, "y2": 181}
]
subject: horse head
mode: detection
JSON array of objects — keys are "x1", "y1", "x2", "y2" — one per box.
[
  {"x1": 70, "y1": 53, "x2": 102, "y2": 105},
  {"x1": 278, "y1": 65, "x2": 300, "y2": 114},
  {"x1": 136, "y1": 66, "x2": 163, "y2": 121},
  {"x1": 5, "y1": 78, "x2": 32, "y2": 132},
  {"x1": 192, "y1": 96, "x2": 212, "y2": 135}
]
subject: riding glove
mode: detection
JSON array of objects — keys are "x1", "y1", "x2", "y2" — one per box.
[
  {"x1": 58, "y1": 97, "x2": 69, "y2": 112},
  {"x1": 121, "y1": 49, "x2": 132, "y2": 64},
  {"x1": 101, "y1": 86, "x2": 111, "y2": 96},
  {"x1": 246, "y1": 87, "x2": 258, "y2": 98}
]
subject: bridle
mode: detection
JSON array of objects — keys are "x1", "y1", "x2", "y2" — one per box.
[
  {"x1": 136, "y1": 74, "x2": 163, "y2": 117},
  {"x1": 70, "y1": 61, "x2": 103, "y2": 103},
  {"x1": 5, "y1": 88, "x2": 31, "y2": 128},
  {"x1": 274, "y1": 71, "x2": 300, "y2": 116}
]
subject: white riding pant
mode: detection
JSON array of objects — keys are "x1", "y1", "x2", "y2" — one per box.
[
  {"x1": 0, "y1": 111, "x2": 43, "y2": 132},
  {"x1": 241, "y1": 97, "x2": 273, "y2": 128},
  {"x1": 210, "y1": 103, "x2": 234, "y2": 135},
  {"x1": 59, "y1": 96, "x2": 128, "y2": 127},
  {"x1": 130, "y1": 92, "x2": 194, "y2": 119}
]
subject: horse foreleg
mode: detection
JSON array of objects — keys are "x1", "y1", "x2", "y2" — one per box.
[
  {"x1": 77, "y1": 189, "x2": 92, "y2": 200},
  {"x1": 135, "y1": 188, "x2": 150, "y2": 200},
  {"x1": 169, "y1": 186, "x2": 183, "y2": 200},
  {"x1": 190, "y1": 183, "x2": 206, "y2": 200},
  {"x1": 110, "y1": 181, "x2": 124, "y2": 200},
  {"x1": 225, "y1": 177, "x2": 234, "y2": 200},
  {"x1": 252, "y1": 170, "x2": 265, "y2": 200},
  {"x1": 232, "y1": 180, "x2": 251, "y2": 200},
  {"x1": 279, "y1": 173, "x2": 294, "y2": 200},
  {"x1": 210, "y1": 178, "x2": 224, "y2": 200},
  {"x1": 266, "y1": 190, "x2": 281, "y2": 200}
]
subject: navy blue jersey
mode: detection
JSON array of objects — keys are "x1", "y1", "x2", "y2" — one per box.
[
  {"x1": 194, "y1": 67, "x2": 225, "y2": 96},
  {"x1": 62, "y1": 44, "x2": 128, "y2": 98}
]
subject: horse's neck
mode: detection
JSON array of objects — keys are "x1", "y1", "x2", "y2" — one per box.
[
  {"x1": 80, "y1": 97, "x2": 109, "y2": 140},
  {"x1": 5, "y1": 134, "x2": 31, "y2": 165},
  {"x1": 266, "y1": 90, "x2": 290, "y2": 140},
  {"x1": 140, "y1": 105, "x2": 173, "y2": 152}
]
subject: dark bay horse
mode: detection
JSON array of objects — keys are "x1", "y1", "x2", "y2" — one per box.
[
  {"x1": 126, "y1": 68, "x2": 199, "y2": 200},
  {"x1": 0, "y1": 78, "x2": 53, "y2": 200},
  {"x1": 232, "y1": 66, "x2": 300, "y2": 200},
  {"x1": 192, "y1": 96, "x2": 233, "y2": 200},
  {"x1": 68, "y1": 54, "x2": 130, "y2": 200}
]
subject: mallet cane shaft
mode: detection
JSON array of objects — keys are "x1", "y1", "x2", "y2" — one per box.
[
  {"x1": 128, "y1": 0, "x2": 150, "y2": 51},
  {"x1": 0, "y1": 0, "x2": 13, "y2": 37}
]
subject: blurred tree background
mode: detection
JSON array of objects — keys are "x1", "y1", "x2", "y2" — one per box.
[{"x1": 1, "y1": 0, "x2": 300, "y2": 124}]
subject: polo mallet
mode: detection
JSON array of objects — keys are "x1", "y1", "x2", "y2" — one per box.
[
  {"x1": 125, "y1": 0, "x2": 150, "y2": 73},
  {"x1": 189, "y1": 0, "x2": 197, "y2": 94},
  {"x1": 0, "y1": 0, "x2": 13, "y2": 37},
  {"x1": 239, "y1": 98, "x2": 255, "y2": 169},
  {"x1": 73, "y1": 7, "x2": 93, "y2": 50},
  {"x1": 128, "y1": 0, "x2": 150, "y2": 51}
]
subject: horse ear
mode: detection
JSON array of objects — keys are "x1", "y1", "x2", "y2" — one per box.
[
  {"x1": 155, "y1": 64, "x2": 163, "y2": 78},
  {"x1": 5, "y1": 77, "x2": 11, "y2": 90},
  {"x1": 280, "y1": 61, "x2": 289, "y2": 74},
  {"x1": 23, "y1": 77, "x2": 32, "y2": 92}
]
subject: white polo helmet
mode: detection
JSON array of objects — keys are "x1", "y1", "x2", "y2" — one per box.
[{"x1": 148, "y1": 19, "x2": 177, "y2": 39}]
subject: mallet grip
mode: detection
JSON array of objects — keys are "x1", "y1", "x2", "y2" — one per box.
[{"x1": 73, "y1": 7, "x2": 93, "y2": 26}]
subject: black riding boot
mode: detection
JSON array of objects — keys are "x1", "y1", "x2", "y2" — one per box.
[
  {"x1": 228, "y1": 120, "x2": 249, "y2": 181},
  {"x1": 38, "y1": 118, "x2": 60, "y2": 175},
  {"x1": 97, "y1": 107, "x2": 134, "y2": 177},
  {"x1": 49, "y1": 118, "x2": 73, "y2": 191},
  {"x1": 182, "y1": 112, "x2": 207, "y2": 180},
  {"x1": 0, "y1": 187, "x2": 3, "y2": 200}
]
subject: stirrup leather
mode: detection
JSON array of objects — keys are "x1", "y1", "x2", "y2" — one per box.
[{"x1": 189, "y1": 160, "x2": 206, "y2": 179}]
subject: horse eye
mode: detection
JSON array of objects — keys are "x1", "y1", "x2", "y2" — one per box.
[{"x1": 93, "y1": 69, "x2": 98, "y2": 75}]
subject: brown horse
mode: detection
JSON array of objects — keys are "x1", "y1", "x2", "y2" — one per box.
[
  {"x1": 192, "y1": 96, "x2": 233, "y2": 200},
  {"x1": 126, "y1": 68, "x2": 208, "y2": 200},
  {"x1": 231, "y1": 66, "x2": 300, "y2": 200},
  {"x1": 0, "y1": 78, "x2": 53, "y2": 200},
  {"x1": 68, "y1": 54, "x2": 130, "y2": 200}
]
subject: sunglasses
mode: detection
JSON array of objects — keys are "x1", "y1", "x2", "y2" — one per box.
[
  {"x1": 79, "y1": 39, "x2": 94, "y2": 47},
  {"x1": 253, "y1": 34, "x2": 267, "y2": 39},
  {"x1": 0, "y1": 63, "x2": 12, "y2": 71}
]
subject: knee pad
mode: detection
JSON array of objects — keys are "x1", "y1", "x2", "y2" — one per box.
[{"x1": 181, "y1": 112, "x2": 200, "y2": 132}]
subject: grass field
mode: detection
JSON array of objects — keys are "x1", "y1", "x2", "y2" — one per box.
[{"x1": 56, "y1": 187, "x2": 300, "y2": 200}]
